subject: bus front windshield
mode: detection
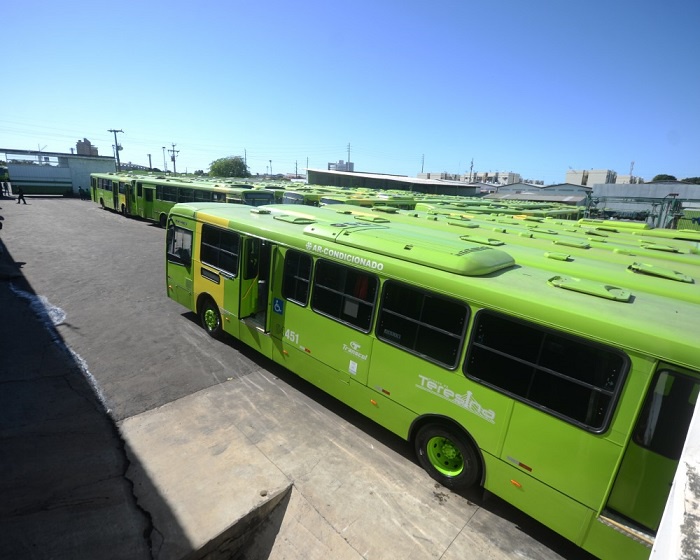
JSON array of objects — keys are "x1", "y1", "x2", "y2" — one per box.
[{"x1": 244, "y1": 192, "x2": 275, "y2": 206}]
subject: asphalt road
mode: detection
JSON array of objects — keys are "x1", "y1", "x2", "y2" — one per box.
[{"x1": 0, "y1": 196, "x2": 597, "y2": 560}]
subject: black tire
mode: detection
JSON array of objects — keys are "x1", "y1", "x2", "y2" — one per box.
[
  {"x1": 414, "y1": 424, "x2": 480, "y2": 491},
  {"x1": 199, "y1": 297, "x2": 223, "y2": 339},
  {"x1": 100, "y1": 198, "x2": 105, "y2": 209},
  {"x1": 159, "y1": 214, "x2": 167, "y2": 228}
]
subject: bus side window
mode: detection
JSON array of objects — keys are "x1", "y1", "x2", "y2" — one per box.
[
  {"x1": 167, "y1": 224, "x2": 193, "y2": 266},
  {"x1": 466, "y1": 310, "x2": 627, "y2": 432},
  {"x1": 633, "y1": 370, "x2": 699, "y2": 459},
  {"x1": 311, "y1": 259, "x2": 377, "y2": 332},
  {"x1": 376, "y1": 280, "x2": 468, "y2": 369},
  {"x1": 201, "y1": 224, "x2": 239, "y2": 275},
  {"x1": 282, "y1": 250, "x2": 312, "y2": 305}
]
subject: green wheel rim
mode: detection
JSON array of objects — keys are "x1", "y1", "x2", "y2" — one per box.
[
  {"x1": 203, "y1": 307, "x2": 219, "y2": 331},
  {"x1": 426, "y1": 436, "x2": 464, "y2": 477}
]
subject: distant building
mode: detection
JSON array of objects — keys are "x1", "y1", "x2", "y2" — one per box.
[
  {"x1": 566, "y1": 169, "x2": 617, "y2": 185},
  {"x1": 615, "y1": 174, "x2": 643, "y2": 184},
  {"x1": 418, "y1": 170, "x2": 527, "y2": 185},
  {"x1": 417, "y1": 172, "x2": 461, "y2": 181},
  {"x1": 328, "y1": 160, "x2": 354, "y2": 172},
  {"x1": 466, "y1": 171, "x2": 522, "y2": 185},
  {"x1": 1, "y1": 147, "x2": 115, "y2": 195},
  {"x1": 76, "y1": 138, "x2": 99, "y2": 156},
  {"x1": 307, "y1": 168, "x2": 478, "y2": 196}
]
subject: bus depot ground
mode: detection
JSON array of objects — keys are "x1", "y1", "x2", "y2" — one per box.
[{"x1": 0, "y1": 195, "x2": 597, "y2": 560}]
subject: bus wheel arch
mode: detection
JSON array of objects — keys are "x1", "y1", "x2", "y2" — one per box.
[
  {"x1": 159, "y1": 213, "x2": 167, "y2": 228},
  {"x1": 411, "y1": 417, "x2": 483, "y2": 491},
  {"x1": 198, "y1": 295, "x2": 223, "y2": 339},
  {"x1": 121, "y1": 204, "x2": 126, "y2": 215},
  {"x1": 99, "y1": 197, "x2": 105, "y2": 209}
]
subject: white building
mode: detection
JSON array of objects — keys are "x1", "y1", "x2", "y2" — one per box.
[
  {"x1": 566, "y1": 169, "x2": 617, "y2": 185},
  {"x1": 328, "y1": 160, "x2": 354, "y2": 172},
  {"x1": 418, "y1": 170, "x2": 523, "y2": 185}
]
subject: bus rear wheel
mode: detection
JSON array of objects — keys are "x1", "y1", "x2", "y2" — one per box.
[
  {"x1": 159, "y1": 214, "x2": 167, "y2": 228},
  {"x1": 200, "y1": 298, "x2": 223, "y2": 338},
  {"x1": 415, "y1": 424, "x2": 480, "y2": 491}
]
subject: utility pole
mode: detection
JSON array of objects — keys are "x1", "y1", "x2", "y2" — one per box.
[
  {"x1": 269, "y1": 159, "x2": 272, "y2": 176},
  {"x1": 147, "y1": 154, "x2": 152, "y2": 170},
  {"x1": 421, "y1": 154, "x2": 424, "y2": 174},
  {"x1": 108, "y1": 129, "x2": 124, "y2": 171},
  {"x1": 469, "y1": 158, "x2": 474, "y2": 183},
  {"x1": 347, "y1": 142, "x2": 351, "y2": 166},
  {"x1": 168, "y1": 143, "x2": 179, "y2": 174},
  {"x1": 162, "y1": 147, "x2": 168, "y2": 172}
]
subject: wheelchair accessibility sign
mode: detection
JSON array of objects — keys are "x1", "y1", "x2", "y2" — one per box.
[{"x1": 273, "y1": 298, "x2": 284, "y2": 314}]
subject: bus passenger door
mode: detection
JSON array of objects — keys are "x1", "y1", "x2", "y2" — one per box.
[
  {"x1": 112, "y1": 182, "x2": 119, "y2": 211},
  {"x1": 125, "y1": 183, "x2": 133, "y2": 215},
  {"x1": 607, "y1": 366, "x2": 700, "y2": 532},
  {"x1": 142, "y1": 186, "x2": 155, "y2": 220},
  {"x1": 240, "y1": 237, "x2": 271, "y2": 329},
  {"x1": 166, "y1": 221, "x2": 194, "y2": 310}
]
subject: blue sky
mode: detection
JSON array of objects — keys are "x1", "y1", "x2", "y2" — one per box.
[{"x1": 3, "y1": 0, "x2": 699, "y2": 184}]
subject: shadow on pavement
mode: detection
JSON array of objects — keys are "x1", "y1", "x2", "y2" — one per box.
[{"x1": 0, "y1": 240, "x2": 160, "y2": 559}]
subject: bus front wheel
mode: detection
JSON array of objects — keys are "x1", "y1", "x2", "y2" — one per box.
[
  {"x1": 200, "y1": 298, "x2": 223, "y2": 339},
  {"x1": 415, "y1": 424, "x2": 480, "y2": 491}
]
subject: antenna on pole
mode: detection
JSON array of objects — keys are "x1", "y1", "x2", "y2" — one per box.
[
  {"x1": 168, "y1": 143, "x2": 179, "y2": 174},
  {"x1": 108, "y1": 129, "x2": 124, "y2": 171},
  {"x1": 37, "y1": 144, "x2": 47, "y2": 164}
]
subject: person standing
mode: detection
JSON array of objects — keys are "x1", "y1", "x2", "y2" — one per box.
[{"x1": 17, "y1": 186, "x2": 27, "y2": 204}]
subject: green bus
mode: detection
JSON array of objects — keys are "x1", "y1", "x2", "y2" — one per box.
[
  {"x1": 165, "y1": 202, "x2": 700, "y2": 560},
  {"x1": 287, "y1": 205, "x2": 700, "y2": 303},
  {"x1": 91, "y1": 173, "x2": 276, "y2": 227},
  {"x1": 403, "y1": 206, "x2": 700, "y2": 273},
  {"x1": 320, "y1": 192, "x2": 417, "y2": 210}
]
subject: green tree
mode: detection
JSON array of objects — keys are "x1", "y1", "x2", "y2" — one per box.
[
  {"x1": 681, "y1": 177, "x2": 700, "y2": 184},
  {"x1": 652, "y1": 174, "x2": 677, "y2": 182},
  {"x1": 209, "y1": 156, "x2": 250, "y2": 178}
]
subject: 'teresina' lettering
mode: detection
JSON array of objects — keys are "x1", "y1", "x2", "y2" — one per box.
[{"x1": 416, "y1": 374, "x2": 496, "y2": 424}]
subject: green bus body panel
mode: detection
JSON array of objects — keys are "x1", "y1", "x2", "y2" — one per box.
[
  {"x1": 502, "y1": 402, "x2": 622, "y2": 509},
  {"x1": 164, "y1": 202, "x2": 700, "y2": 560},
  {"x1": 484, "y1": 453, "x2": 593, "y2": 545}
]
